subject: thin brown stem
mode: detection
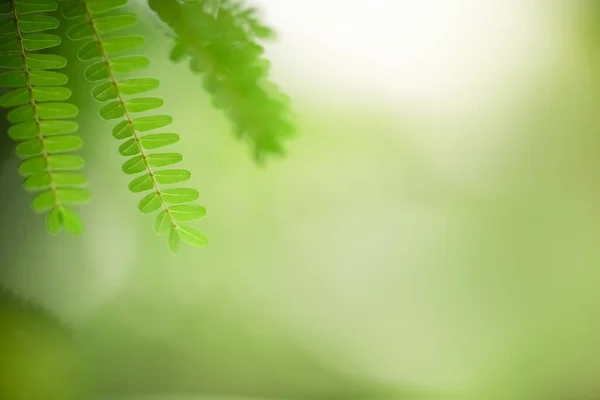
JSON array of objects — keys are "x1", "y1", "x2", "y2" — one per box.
[
  {"x1": 10, "y1": 0, "x2": 59, "y2": 206},
  {"x1": 82, "y1": 0, "x2": 178, "y2": 228}
]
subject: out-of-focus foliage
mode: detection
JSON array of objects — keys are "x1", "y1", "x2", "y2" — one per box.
[
  {"x1": 0, "y1": 0, "x2": 292, "y2": 247},
  {"x1": 148, "y1": 0, "x2": 295, "y2": 164},
  {"x1": 3, "y1": 1, "x2": 600, "y2": 400},
  {"x1": 0, "y1": 286, "x2": 86, "y2": 399}
]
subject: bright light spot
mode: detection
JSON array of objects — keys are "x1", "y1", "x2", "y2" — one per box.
[{"x1": 255, "y1": 0, "x2": 557, "y2": 114}]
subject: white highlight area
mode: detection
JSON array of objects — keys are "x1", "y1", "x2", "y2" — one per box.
[{"x1": 255, "y1": 0, "x2": 555, "y2": 114}]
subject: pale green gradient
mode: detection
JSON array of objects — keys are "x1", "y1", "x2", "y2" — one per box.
[{"x1": 1, "y1": 1, "x2": 600, "y2": 399}]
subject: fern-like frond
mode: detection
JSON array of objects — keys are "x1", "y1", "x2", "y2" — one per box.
[
  {"x1": 60, "y1": 0, "x2": 208, "y2": 252},
  {"x1": 0, "y1": 0, "x2": 89, "y2": 234},
  {"x1": 148, "y1": 0, "x2": 296, "y2": 164}
]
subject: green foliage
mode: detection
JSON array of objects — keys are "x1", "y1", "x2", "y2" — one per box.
[
  {"x1": 60, "y1": 0, "x2": 208, "y2": 252},
  {"x1": 0, "y1": 0, "x2": 89, "y2": 235},
  {"x1": 148, "y1": 0, "x2": 296, "y2": 164},
  {"x1": 0, "y1": 0, "x2": 295, "y2": 252},
  {"x1": 0, "y1": 286, "x2": 86, "y2": 399}
]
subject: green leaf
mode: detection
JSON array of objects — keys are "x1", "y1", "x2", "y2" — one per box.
[
  {"x1": 88, "y1": 0, "x2": 128, "y2": 14},
  {"x1": 58, "y1": 188, "x2": 91, "y2": 205},
  {"x1": 24, "y1": 172, "x2": 88, "y2": 191},
  {"x1": 67, "y1": 15, "x2": 137, "y2": 40},
  {"x1": 37, "y1": 102, "x2": 79, "y2": 119},
  {"x1": 153, "y1": 210, "x2": 171, "y2": 234},
  {"x1": 45, "y1": 135, "x2": 83, "y2": 153},
  {"x1": 0, "y1": 70, "x2": 26, "y2": 87},
  {"x1": 29, "y1": 70, "x2": 68, "y2": 86},
  {"x1": 41, "y1": 120, "x2": 79, "y2": 136},
  {"x1": 26, "y1": 54, "x2": 67, "y2": 69},
  {"x1": 84, "y1": 58, "x2": 148, "y2": 81},
  {"x1": 104, "y1": 34, "x2": 145, "y2": 53},
  {"x1": 24, "y1": 172, "x2": 52, "y2": 191},
  {"x1": 46, "y1": 206, "x2": 63, "y2": 234},
  {"x1": 112, "y1": 120, "x2": 134, "y2": 139},
  {"x1": 85, "y1": 61, "x2": 109, "y2": 82},
  {"x1": 0, "y1": 37, "x2": 19, "y2": 54},
  {"x1": 0, "y1": 54, "x2": 23, "y2": 69},
  {"x1": 161, "y1": 188, "x2": 199, "y2": 205},
  {"x1": 138, "y1": 192, "x2": 162, "y2": 214},
  {"x1": 16, "y1": 136, "x2": 82, "y2": 157},
  {"x1": 139, "y1": 133, "x2": 179, "y2": 150},
  {"x1": 110, "y1": 56, "x2": 150, "y2": 74},
  {"x1": 15, "y1": 0, "x2": 58, "y2": 14},
  {"x1": 77, "y1": 40, "x2": 102, "y2": 61},
  {"x1": 19, "y1": 154, "x2": 85, "y2": 176},
  {"x1": 95, "y1": 14, "x2": 137, "y2": 34},
  {"x1": 22, "y1": 33, "x2": 61, "y2": 51},
  {"x1": 154, "y1": 169, "x2": 191, "y2": 185},
  {"x1": 169, "y1": 40, "x2": 188, "y2": 62},
  {"x1": 99, "y1": 101, "x2": 124, "y2": 120},
  {"x1": 78, "y1": 35, "x2": 145, "y2": 61},
  {"x1": 148, "y1": 0, "x2": 296, "y2": 163},
  {"x1": 118, "y1": 78, "x2": 159, "y2": 95},
  {"x1": 15, "y1": 139, "x2": 41, "y2": 158},
  {"x1": 8, "y1": 102, "x2": 78, "y2": 123},
  {"x1": 0, "y1": 52, "x2": 70, "y2": 72},
  {"x1": 0, "y1": 88, "x2": 29, "y2": 107},
  {"x1": 62, "y1": 0, "x2": 127, "y2": 19},
  {"x1": 8, "y1": 121, "x2": 37, "y2": 140},
  {"x1": 132, "y1": 115, "x2": 172, "y2": 132},
  {"x1": 118, "y1": 138, "x2": 140, "y2": 156},
  {"x1": 18, "y1": 14, "x2": 59, "y2": 33},
  {"x1": 60, "y1": 2, "x2": 85, "y2": 19},
  {"x1": 9, "y1": 120, "x2": 78, "y2": 140},
  {"x1": 128, "y1": 173, "x2": 153, "y2": 193},
  {"x1": 125, "y1": 97, "x2": 163, "y2": 113},
  {"x1": 0, "y1": 19, "x2": 14, "y2": 36},
  {"x1": 169, "y1": 204, "x2": 207, "y2": 222},
  {"x1": 33, "y1": 86, "x2": 72, "y2": 102},
  {"x1": 32, "y1": 188, "x2": 89, "y2": 213},
  {"x1": 92, "y1": 81, "x2": 117, "y2": 101},
  {"x1": 122, "y1": 155, "x2": 146, "y2": 174},
  {"x1": 177, "y1": 224, "x2": 209, "y2": 247},
  {"x1": 6, "y1": 104, "x2": 34, "y2": 124},
  {"x1": 15, "y1": 139, "x2": 40, "y2": 158},
  {"x1": 147, "y1": 153, "x2": 182, "y2": 167},
  {"x1": 32, "y1": 190, "x2": 56, "y2": 212},
  {"x1": 95, "y1": 78, "x2": 158, "y2": 99},
  {"x1": 168, "y1": 226, "x2": 180, "y2": 253},
  {"x1": 59, "y1": 206, "x2": 84, "y2": 234},
  {"x1": 34, "y1": 188, "x2": 90, "y2": 212}
]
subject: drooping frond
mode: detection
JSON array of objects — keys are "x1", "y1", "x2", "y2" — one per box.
[
  {"x1": 0, "y1": 0, "x2": 90, "y2": 234},
  {"x1": 59, "y1": 0, "x2": 208, "y2": 252},
  {"x1": 148, "y1": 0, "x2": 296, "y2": 165}
]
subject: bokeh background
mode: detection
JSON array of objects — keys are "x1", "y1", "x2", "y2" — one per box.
[{"x1": 2, "y1": 0, "x2": 600, "y2": 399}]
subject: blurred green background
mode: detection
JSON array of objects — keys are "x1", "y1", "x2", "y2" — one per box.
[{"x1": 2, "y1": 1, "x2": 600, "y2": 399}]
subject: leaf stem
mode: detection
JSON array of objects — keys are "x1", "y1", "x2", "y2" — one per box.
[
  {"x1": 81, "y1": 0, "x2": 179, "y2": 229},
  {"x1": 10, "y1": 0, "x2": 60, "y2": 207}
]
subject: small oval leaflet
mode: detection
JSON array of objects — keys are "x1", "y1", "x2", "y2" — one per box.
[
  {"x1": 118, "y1": 138, "x2": 140, "y2": 156},
  {"x1": 122, "y1": 155, "x2": 147, "y2": 174},
  {"x1": 147, "y1": 153, "x2": 183, "y2": 167},
  {"x1": 128, "y1": 174, "x2": 154, "y2": 193},
  {"x1": 161, "y1": 188, "x2": 199, "y2": 205},
  {"x1": 139, "y1": 133, "x2": 179, "y2": 150},
  {"x1": 154, "y1": 169, "x2": 191, "y2": 185},
  {"x1": 138, "y1": 192, "x2": 162, "y2": 214},
  {"x1": 153, "y1": 210, "x2": 170, "y2": 234}
]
